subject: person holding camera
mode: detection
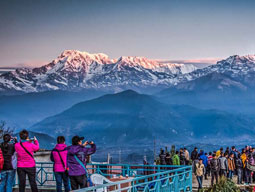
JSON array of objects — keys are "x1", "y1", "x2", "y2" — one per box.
[
  {"x1": 51, "y1": 136, "x2": 70, "y2": 192},
  {"x1": 67, "y1": 136, "x2": 96, "y2": 190},
  {"x1": 0, "y1": 134, "x2": 17, "y2": 192},
  {"x1": 15, "y1": 130, "x2": 39, "y2": 192}
]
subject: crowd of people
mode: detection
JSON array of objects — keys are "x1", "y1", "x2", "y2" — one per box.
[
  {"x1": 158, "y1": 145, "x2": 255, "y2": 190},
  {"x1": 0, "y1": 129, "x2": 96, "y2": 192}
]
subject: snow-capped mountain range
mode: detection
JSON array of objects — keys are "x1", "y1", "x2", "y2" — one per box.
[
  {"x1": 0, "y1": 50, "x2": 197, "y2": 93},
  {"x1": 0, "y1": 50, "x2": 254, "y2": 94},
  {"x1": 181, "y1": 55, "x2": 255, "y2": 81}
]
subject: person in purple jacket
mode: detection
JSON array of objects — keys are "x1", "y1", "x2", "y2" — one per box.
[{"x1": 67, "y1": 136, "x2": 96, "y2": 190}]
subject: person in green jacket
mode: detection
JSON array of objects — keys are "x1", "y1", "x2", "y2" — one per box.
[{"x1": 172, "y1": 151, "x2": 180, "y2": 165}]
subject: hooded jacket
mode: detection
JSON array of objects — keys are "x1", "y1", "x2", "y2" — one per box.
[
  {"x1": 51, "y1": 144, "x2": 68, "y2": 172},
  {"x1": 172, "y1": 154, "x2": 180, "y2": 165},
  {"x1": 241, "y1": 153, "x2": 247, "y2": 168},
  {"x1": 199, "y1": 152, "x2": 208, "y2": 167},
  {"x1": 67, "y1": 144, "x2": 96, "y2": 176},
  {"x1": 15, "y1": 140, "x2": 39, "y2": 168}
]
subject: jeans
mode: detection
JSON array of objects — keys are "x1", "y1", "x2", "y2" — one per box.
[
  {"x1": 0, "y1": 170, "x2": 16, "y2": 192},
  {"x1": 17, "y1": 167, "x2": 38, "y2": 192},
  {"x1": 196, "y1": 176, "x2": 203, "y2": 189},
  {"x1": 228, "y1": 170, "x2": 234, "y2": 179},
  {"x1": 237, "y1": 168, "x2": 243, "y2": 184},
  {"x1": 69, "y1": 174, "x2": 87, "y2": 190},
  {"x1": 55, "y1": 172, "x2": 70, "y2": 192}
]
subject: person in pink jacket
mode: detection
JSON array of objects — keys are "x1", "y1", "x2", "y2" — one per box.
[
  {"x1": 15, "y1": 130, "x2": 39, "y2": 192},
  {"x1": 51, "y1": 136, "x2": 70, "y2": 192}
]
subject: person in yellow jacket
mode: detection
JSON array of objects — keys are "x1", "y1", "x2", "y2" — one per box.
[
  {"x1": 241, "y1": 150, "x2": 247, "y2": 168},
  {"x1": 216, "y1": 148, "x2": 223, "y2": 158}
]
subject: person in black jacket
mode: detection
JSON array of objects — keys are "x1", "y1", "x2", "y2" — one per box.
[
  {"x1": 0, "y1": 134, "x2": 17, "y2": 192},
  {"x1": 165, "y1": 152, "x2": 172, "y2": 165},
  {"x1": 159, "y1": 149, "x2": 166, "y2": 165},
  {"x1": 191, "y1": 147, "x2": 198, "y2": 161},
  {"x1": 236, "y1": 153, "x2": 243, "y2": 184},
  {"x1": 210, "y1": 154, "x2": 220, "y2": 186}
]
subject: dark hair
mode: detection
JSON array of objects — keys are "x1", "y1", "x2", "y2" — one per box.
[
  {"x1": 2, "y1": 134, "x2": 11, "y2": 154},
  {"x1": 176, "y1": 151, "x2": 179, "y2": 154},
  {"x1": 209, "y1": 152, "x2": 212, "y2": 155},
  {"x1": 205, "y1": 153, "x2": 208, "y2": 155},
  {"x1": 19, "y1": 129, "x2": 29, "y2": 140},
  {"x1": 3, "y1": 134, "x2": 11, "y2": 143},
  {"x1": 57, "y1": 136, "x2": 65, "y2": 144},
  {"x1": 212, "y1": 154, "x2": 216, "y2": 157},
  {"x1": 220, "y1": 147, "x2": 223, "y2": 151}
]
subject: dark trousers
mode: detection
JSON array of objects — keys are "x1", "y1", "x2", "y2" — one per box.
[
  {"x1": 237, "y1": 168, "x2": 243, "y2": 184},
  {"x1": 245, "y1": 168, "x2": 251, "y2": 184},
  {"x1": 17, "y1": 167, "x2": 38, "y2": 192},
  {"x1": 219, "y1": 169, "x2": 227, "y2": 177},
  {"x1": 69, "y1": 174, "x2": 87, "y2": 190},
  {"x1": 211, "y1": 171, "x2": 218, "y2": 186},
  {"x1": 55, "y1": 172, "x2": 70, "y2": 192}
]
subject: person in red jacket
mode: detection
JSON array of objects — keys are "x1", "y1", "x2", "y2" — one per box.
[{"x1": 15, "y1": 130, "x2": 40, "y2": 192}]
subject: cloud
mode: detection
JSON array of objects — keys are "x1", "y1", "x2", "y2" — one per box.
[
  {"x1": 158, "y1": 58, "x2": 222, "y2": 68},
  {"x1": 3, "y1": 60, "x2": 48, "y2": 68}
]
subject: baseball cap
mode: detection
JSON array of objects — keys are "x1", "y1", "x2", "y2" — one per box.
[{"x1": 72, "y1": 136, "x2": 84, "y2": 145}]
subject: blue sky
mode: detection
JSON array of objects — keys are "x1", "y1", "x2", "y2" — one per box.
[{"x1": 0, "y1": 0, "x2": 254, "y2": 67}]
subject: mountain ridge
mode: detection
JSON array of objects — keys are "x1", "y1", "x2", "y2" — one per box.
[{"x1": 0, "y1": 50, "x2": 197, "y2": 94}]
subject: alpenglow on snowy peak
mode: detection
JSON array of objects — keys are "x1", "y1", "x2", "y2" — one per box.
[
  {"x1": 0, "y1": 50, "x2": 197, "y2": 94},
  {"x1": 180, "y1": 54, "x2": 255, "y2": 82}
]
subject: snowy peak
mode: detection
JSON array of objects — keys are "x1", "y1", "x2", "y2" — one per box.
[
  {"x1": 55, "y1": 49, "x2": 112, "y2": 65},
  {"x1": 218, "y1": 54, "x2": 255, "y2": 66}
]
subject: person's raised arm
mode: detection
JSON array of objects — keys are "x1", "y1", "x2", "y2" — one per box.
[
  {"x1": 82, "y1": 141, "x2": 96, "y2": 155},
  {"x1": 32, "y1": 136, "x2": 40, "y2": 152}
]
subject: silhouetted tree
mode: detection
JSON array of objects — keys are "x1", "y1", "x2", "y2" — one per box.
[{"x1": 0, "y1": 121, "x2": 13, "y2": 140}]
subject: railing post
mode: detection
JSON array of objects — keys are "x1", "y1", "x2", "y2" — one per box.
[{"x1": 174, "y1": 171, "x2": 179, "y2": 191}]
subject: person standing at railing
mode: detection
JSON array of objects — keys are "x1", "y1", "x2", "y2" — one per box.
[
  {"x1": 0, "y1": 134, "x2": 17, "y2": 192},
  {"x1": 67, "y1": 136, "x2": 96, "y2": 190},
  {"x1": 15, "y1": 130, "x2": 40, "y2": 192},
  {"x1": 172, "y1": 151, "x2": 180, "y2": 165},
  {"x1": 51, "y1": 136, "x2": 70, "y2": 192}
]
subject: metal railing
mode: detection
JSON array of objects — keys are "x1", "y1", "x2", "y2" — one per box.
[
  {"x1": 75, "y1": 165, "x2": 192, "y2": 192},
  {"x1": 26, "y1": 162, "x2": 192, "y2": 191}
]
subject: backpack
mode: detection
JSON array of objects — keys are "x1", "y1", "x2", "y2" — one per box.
[{"x1": 0, "y1": 149, "x2": 4, "y2": 171}]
